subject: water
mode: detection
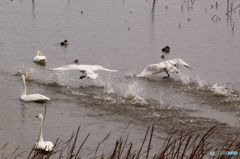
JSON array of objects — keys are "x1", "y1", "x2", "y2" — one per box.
[{"x1": 1, "y1": 0, "x2": 240, "y2": 157}]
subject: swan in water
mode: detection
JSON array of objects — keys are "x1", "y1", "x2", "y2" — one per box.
[
  {"x1": 21, "y1": 75, "x2": 50, "y2": 102},
  {"x1": 33, "y1": 51, "x2": 47, "y2": 64},
  {"x1": 60, "y1": 40, "x2": 68, "y2": 46},
  {"x1": 50, "y1": 60, "x2": 118, "y2": 80},
  {"x1": 35, "y1": 114, "x2": 54, "y2": 152},
  {"x1": 137, "y1": 55, "x2": 192, "y2": 78}
]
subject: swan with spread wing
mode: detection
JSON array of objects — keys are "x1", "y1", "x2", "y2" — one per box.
[
  {"x1": 50, "y1": 60, "x2": 118, "y2": 80},
  {"x1": 137, "y1": 55, "x2": 192, "y2": 78}
]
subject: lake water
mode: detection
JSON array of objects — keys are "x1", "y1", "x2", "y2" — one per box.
[{"x1": 1, "y1": 0, "x2": 240, "y2": 158}]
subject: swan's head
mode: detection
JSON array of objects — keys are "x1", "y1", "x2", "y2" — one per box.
[
  {"x1": 36, "y1": 114, "x2": 44, "y2": 120},
  {"x1": 36, "y1": 51, "x2": 41, "y2": 56},
  {"x1": 21, "y1": 74, "x2": 25, "y2": 81}
]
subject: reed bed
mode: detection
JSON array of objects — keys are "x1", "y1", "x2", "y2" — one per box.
[{"x1": 1, "y1": 124, "x2": 239, "y2": 159}]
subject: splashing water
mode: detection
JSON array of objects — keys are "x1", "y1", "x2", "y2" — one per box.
[
  {"x1": 46, "y1": 71, "x2": 73, "y2": 86},
  {"x1": 61, "y1": 87, "x2": 86, "y2": 96},
  {"x1": 25, "y1": 68, "x2": 34, "y2": 81},
  {"x1": 125, "y1": 71, "x2": 137, "y2": 78},
  {"x1": 104, "y1": 82, "x2": 114, "y2": 94},
  {"x1": 179, "y1": 71, "x2": 192, "y2": 85},
  {"x1": 123, "y1": 82, "x2": 147, "y2": 105},
  {"x1": 195, "y1": 78, "x2": 207, "y2": 91},
  {"x1": 211, "y1": 83, "x2": 229, "y2": 97},
  {"x1": 93, "y1": 79, "x2": 105, "y2": 87}
]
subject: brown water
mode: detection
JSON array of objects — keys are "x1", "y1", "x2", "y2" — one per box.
[{"x1": 1, "y1": 0, "x2": 240, "y2": 158}]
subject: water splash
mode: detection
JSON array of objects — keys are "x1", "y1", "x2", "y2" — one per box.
[
  {"x1": 179, "y1": 71, "x2": 192, "y2": 85},
  {"x1": 61, "y1": 87, "x2": 86, "y2": 96},
  {"x1": 25, "y1": 68, "x2": 34, "y2": 81},
  {"x1": 46, "y1": 71, "x2": 73, "y2": 86},
  {"x1": 195, "y1": 78, "x2": 207, "y2": 91},
  {"x1": 104, "y1": 82, "x2": 114, "y2": 94},
  {"x1": 93, "y1": 79, "x2": 105, "y2": 87},
  {"x1": 125, "y1": 71, "x2": 137, "y2": 78},
  {"x1": 123, "y1": 82, "x2": 147, "y2": 105},
  {"x1": 210, "y1": 83, "x2": 229, "y2": 97}
]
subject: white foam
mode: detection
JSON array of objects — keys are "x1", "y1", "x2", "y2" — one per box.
[
  {"x1": 46, "y1": 71, "x2": 73, "y2": 86},
  {"x1": 210, "y1": 83, "x2": 229, "y2": 97},
  {"x1": 195, "y1": 78, "x2": 207, "y2": 91},
  {"x1": 123, "y1": 82, "x2": 147, "y2": 105}
]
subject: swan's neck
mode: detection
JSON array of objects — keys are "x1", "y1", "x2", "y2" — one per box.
[
  {"x1": 21, "y1": 77, "x2": 27, "y2": 98},
  {"x1": 38, "y1": 118, "x2": 44, "y2": 142}
]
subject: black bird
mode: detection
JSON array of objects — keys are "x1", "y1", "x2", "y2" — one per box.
[
  {"x1": 162, "y1": 46, "x2": 170, "y2": 53},
  {"x1": 60, "y1": 40, "x2": 68, "y2": 46}
]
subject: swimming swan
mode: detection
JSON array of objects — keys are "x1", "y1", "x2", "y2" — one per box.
[
  {"x1": 21, "y1": 75, "x2": 50, "y2": 102},
  {"x1": 35, "y1": 114, "x2": 54, "y2": 152},
  {"x1": 50, "y1": 60, "x2": 118, "y2": 80},
  {"x1": 33, "y1": 51, "x2": 47, "y2": 64},
  {"x1": 137, "y1": 58, "x2": 192, "y2": 78}
]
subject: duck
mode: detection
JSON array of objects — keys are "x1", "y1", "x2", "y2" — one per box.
[
  {"x1": 20, "y1": 75, "x2": 50, "y2": 102},
  {"x1": 34, "y1": 114, "x2": 54, "y2": 152},
  {"x1": 162, "y1": 46, "x2": 170, "y2": 53},
  {"x1": 137, "y1": 56, "x2": 192, "y2": 78},
  {"x1": 60, "y1": 40, "x2": 68, "y2": 46},
  {"x1": 33, "y1": 51, "x2": 47, "y2": 64},
  {"x1": 49, "y1": 60, "x2": 118, "y2": 80}
]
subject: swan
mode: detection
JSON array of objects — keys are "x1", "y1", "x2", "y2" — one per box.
[
  {"x1": 162, "y1": 46, "x2": 170, "y2": 53},
  {"x1": 35, "y1": 114, "x2": 54, "y2": 152},
  {"x1": 33, "y1": 51, "x2": 47, "y2": 64},
  {"x1": 20, "y1": 75, "x2": 50, "y2": 102},
  {"x1": 137, "y1": 56, "x2": 192, "y2": 78},
  {"x1": 60, "y1": 40, "x2": 68, "y2": 46},
  {"x1": 50, "y1": 60, "x2": 118, "y2": 80}
]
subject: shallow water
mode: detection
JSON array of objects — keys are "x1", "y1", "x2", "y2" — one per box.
[{"x1": 1, "y1": 0, "x2": 240, "y2": 157}]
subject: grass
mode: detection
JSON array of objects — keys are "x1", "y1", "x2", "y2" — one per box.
[{"x1": 1, "y1": 124, "x2": 240, "y2": 159}]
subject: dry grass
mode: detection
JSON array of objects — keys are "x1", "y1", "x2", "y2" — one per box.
[{"x1": 1, "y1": 124, "x2": 240, "y2": 159}]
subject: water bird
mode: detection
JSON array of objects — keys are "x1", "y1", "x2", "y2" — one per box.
[
  {"x1": 162, "y1": 46, "x2": 170, "y2": 53},
  {"x1": 20, "y1": 75, "x2": 50, "y2": 102},
  {"x1": 60, "y1": 40, "x2": 68, "y2": 46},
  {"x1": 33, "y1": 51, "x2": 47, "y2": 64},
  {"x1": 35, "y1": 114, "x2": 54, "y2": 152},
  {"x1": 137, "y1": 56, "x2": 192, "y2": 78},
  {"x1": 50, "y1": 60, "x2": 118, "y2": 80}
]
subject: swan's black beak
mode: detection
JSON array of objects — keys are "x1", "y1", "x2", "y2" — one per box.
[
  {"x1": 176, "y1": 71, "x2": 178, "y2": 73},
  {"x1": 36, "y1": 115, "x2": 38, "y2": 118}
]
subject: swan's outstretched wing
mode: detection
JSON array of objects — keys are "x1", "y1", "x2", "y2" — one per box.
[
  {"x1": 137, "y1": 63, "x2": 165, "y2": 77},
  {"x1": 50, "y1": 64, "x2": 117, "y2": 79},
  {"x1": 50, "y1": 64, "x2": 81, "y2": 71},
  {"x1": 170, "y1": 58, "x2": 193, "y2": 70}
]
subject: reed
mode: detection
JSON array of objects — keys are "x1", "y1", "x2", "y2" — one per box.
[{"x1": 1, "y1": 124, "x2": 240, "y2": 159}]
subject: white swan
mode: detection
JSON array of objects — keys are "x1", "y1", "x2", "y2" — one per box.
[
  {"x1": 21, "y1": 75, "x2": 50, "y2": 102},
  {"x1": 50, "y1": 60, "x2": 118, "y2": 80},
  {"x1": 137, "y1": 57, "x2": 192, "y2": 78},
  {"x1": 35, "y1": 114, "x2": 54, "y2": 152},
  {"x1": 33, "y1": 51, "x2": 47, "y2": 64}
]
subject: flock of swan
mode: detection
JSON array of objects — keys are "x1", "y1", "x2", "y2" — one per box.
[{"x1": 21, "y1": 47, "x2": 193, "y2": 152}]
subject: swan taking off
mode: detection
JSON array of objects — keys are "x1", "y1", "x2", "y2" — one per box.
[
  {"x1": 33, "y1": 51, "x2": 47, "y2": 64},
  {"x1": 50, "y1": 60, "x2": 118, "y2": 80},
  {"x1": 137, "y1": 57, "x2": 192, "y2": 78},
  {"x1": 21, "y1": 75, "x2": 50, "y2": 102},
  {"x1": 35, "y1": 114, "x2": 54, "y2": 152}
]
